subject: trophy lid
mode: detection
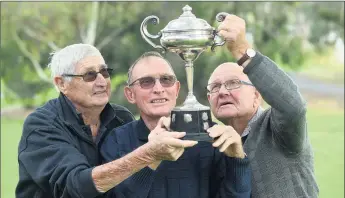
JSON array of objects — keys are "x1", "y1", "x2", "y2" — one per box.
[{"x1": 162, "y1": 5, "x2": 213, "y2": 32}]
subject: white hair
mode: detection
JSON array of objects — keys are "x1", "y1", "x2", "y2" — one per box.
[{"x1": 48, "y1": 43, "x2": 102, "y2": 83}]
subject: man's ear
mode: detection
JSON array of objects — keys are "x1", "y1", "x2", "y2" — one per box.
[
  {"x1": 124, "y1": 86, "x2": 136, "y2": 104},
  {"x1": 253, "y1": 89, "x2": 262, "y2": 108},
  {"x1": 175, "y1": 81, "x2": 181, "y2": 98},
  {"x1": 207, "y1": 93, "x2": 211, "y2": 102},
  {"x1": 54, "y1": 76, "x2": 66, "y2": 93}
]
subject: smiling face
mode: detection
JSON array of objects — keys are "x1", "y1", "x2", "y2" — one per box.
[
  {"x1": 124, "y1": 56, "x2": 180, "y2": 120},
  {"x1": 56, "y1": 55, "x2": 111, "y2": 110},
  {"x1": 207, "y1": 62, "x2": 260, "y2": 121}
]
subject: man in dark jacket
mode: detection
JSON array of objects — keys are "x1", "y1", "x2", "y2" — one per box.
[
  {"x1": 100, "y1": 51, "x2": 251, "y2": 198},
  {"x1": 16, "y1": 44, "x2": 199, "y2": 198}
]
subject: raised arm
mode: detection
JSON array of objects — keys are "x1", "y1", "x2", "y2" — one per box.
[
  {"x1": 217, "y1": 14, "x2": 307, "y2": 154},
  {"x1": 243, "y1": 52, "x2": 307, "y2": 154}
]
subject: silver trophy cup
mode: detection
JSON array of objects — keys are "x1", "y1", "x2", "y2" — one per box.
[{"x1": 140, "y1": 5, "x2": 228, "y2": 141}]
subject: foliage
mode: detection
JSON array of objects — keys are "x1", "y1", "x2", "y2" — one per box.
[{"x1": 1, "y1": 2, "x2": 344, "y2": 113}]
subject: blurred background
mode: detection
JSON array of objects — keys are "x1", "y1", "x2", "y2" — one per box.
[{"x1": 1, "y1": 1, "x2": 344, "y2": 198}]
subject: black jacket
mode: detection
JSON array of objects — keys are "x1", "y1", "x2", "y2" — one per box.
[{"x1": 15, "y1": 93, "x2": 134, "y2": 198}]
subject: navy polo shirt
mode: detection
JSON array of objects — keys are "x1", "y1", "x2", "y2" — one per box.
[{"x1": 100, "y1": 118, "x2": 251, "y2": 198}]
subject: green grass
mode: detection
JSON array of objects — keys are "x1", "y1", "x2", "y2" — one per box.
[
  {"x1": 1, "y1": 118, "x2": 22, "y2": 198},
  {"x1": 307, "y1": 100, "x2": 344, "y2": 198},
  {"x1": 1, "y1": 100, "x2": 344, "y2": 198}
]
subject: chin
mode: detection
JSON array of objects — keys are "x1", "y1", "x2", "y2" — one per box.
[
  {"x1": 151, "y1": 110, "x2": 171, "y2": 118},
  {"x1": 214, "y1": 110, "x2": 236, "y2": 119},
  {"x1": 92, "y1": 99, "x2": 109, "y2": 107}
]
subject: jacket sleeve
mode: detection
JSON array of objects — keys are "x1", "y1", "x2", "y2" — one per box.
[
  {"x1": 243, "y1": 52, "x2": 308, "y2": 154},
  {"x1": 100, "y1": 128, "x2": 156, "y2": 198},
  {"x1": 18, "y1": 126, "x2": 102, "y2": 198},
  {"x1": 213, "y1": 151, "x2": 251, "y2": 198}
]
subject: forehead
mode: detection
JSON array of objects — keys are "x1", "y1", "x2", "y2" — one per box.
[
  {"x1": 75, "y1": 56, "x2": 105, "y2": 72},
  {"x1": 209, "y1": 64, "x2": 248, "y2": 83},
  {"x1": 131, "y1": 56, "x2": 174, "y2": 79}
]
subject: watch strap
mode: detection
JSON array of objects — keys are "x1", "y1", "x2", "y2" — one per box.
[{"x1": 237, "y1": 53, "x2": 250, "y2": 66}]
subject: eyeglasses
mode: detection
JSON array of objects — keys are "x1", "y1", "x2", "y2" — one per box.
[
  {"x1": 62, "y1": 67, "x2": 113, "y2": 82},
  {"x1": 207, "y1": 79, "x2": 254, "y2": 93},
  {"x1": 128, "y1": 75, "x2": 177, "y2": 89}
]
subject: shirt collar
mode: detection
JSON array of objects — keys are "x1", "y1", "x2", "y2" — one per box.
[
  {"x1": 241, "y1": 106, "x2": 264, "y2": 137},
  {"x1": 59, "y1": 92, "x2": 115, "y2": 128},
  {"x1": 136, "y1": 117, "x2": 151, "y2": 142}
]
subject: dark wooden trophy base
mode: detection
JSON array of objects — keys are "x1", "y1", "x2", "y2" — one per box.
[{"x1": 170, "y1": 108, "x2": 213, "y2": 142}]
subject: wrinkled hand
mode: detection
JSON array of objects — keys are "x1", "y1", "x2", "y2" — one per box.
[
  {"x1": 147, "y1": 117, "x2": 198, "y2": 166},
  {"x1": 207, "y1": 125, "x2": 246, "y2": 159},
  {"x1": 217, "y1": 14, "x2": 251, "y2": 60}
]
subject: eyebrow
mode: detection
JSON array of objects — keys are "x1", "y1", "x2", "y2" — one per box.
[
  {"x1": 81, "y1": 64, "x2": 108, "y2": 72},
  {"x1": 137, "y1": 73, "x2": 174, "y2": 78}
]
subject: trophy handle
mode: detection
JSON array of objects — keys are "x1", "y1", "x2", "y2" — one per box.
[
  {"x1": 140, "y1": 16, "x2": 166, "y2": 53},
  {"x1": 211, "y1": 12, "x2": 229, "y2": 52}
]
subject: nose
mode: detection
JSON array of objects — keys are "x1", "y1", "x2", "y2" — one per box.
[
  {"x1": 152, "y1": 78, "x2": 165, "y2": 94},
  {"x1": 94, "y1": 73, "x2": 107, "y2": 86},
  {"x1": 218, "y1": 84, "x2": 230, "y2": 95}
]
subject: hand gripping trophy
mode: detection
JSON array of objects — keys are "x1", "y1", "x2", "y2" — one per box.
[{"x1": 140, "y1": 5, "x2": 228, "y2": 141}]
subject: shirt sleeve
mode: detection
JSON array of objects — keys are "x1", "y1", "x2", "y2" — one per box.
[
  {"x1": 100, "y1": 128, "x2": 156, "y2": 198},
  {"x1": 212, "y1": 150, "x2": 251, "y2": 198},
  {"x1": 243, "y1": 52, "x2": 308, "y2": 154},
  {"x1": 18, "y1": 127, "x2": 102, "y2": 198}
]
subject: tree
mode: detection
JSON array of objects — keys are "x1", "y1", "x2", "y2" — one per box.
[{"x1": 1, "y1": 2, "x2": 343, "y2": 112}]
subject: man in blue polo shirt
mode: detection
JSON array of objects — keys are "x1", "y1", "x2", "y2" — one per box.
[{"x1": 100, "y1": 51, "x2": 251, "y2": 198}]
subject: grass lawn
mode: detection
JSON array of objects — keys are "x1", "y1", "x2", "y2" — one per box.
[{"x1": 1, "y1": 99, "x2": 344, "y2": 198}]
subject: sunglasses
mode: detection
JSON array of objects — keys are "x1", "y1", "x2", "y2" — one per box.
[
  {"x1": 128, "y1": 75, "x2": 177, "y2": 89},
  {"x1": 62, "y1": 67, "x2": 113, "y2": 82}
]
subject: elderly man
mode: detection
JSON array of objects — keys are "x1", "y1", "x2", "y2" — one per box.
[
  {"x1": 16, "y1": 44, "x2": 200, "y2": 198},
  {"x1": 100, "y1": 51, "x2": 251, "y2": 198},
  {"x1": 206, "y1": 15, "x2": 319, "y2": 197}
]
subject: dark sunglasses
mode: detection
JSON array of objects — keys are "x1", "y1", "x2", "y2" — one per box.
[
  {"x1": 128, "y1": 75, "x2": 177, "y2": 89},
  {"x1": 62, "y1": 67, "x2": 113, "y2": 82}
]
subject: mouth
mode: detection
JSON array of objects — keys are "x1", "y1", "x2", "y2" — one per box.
[
  {"x1": 150, "y1": 98, "x2": 168, "y2": 103},
  {"x1": 94, "y1": 90, "x2": 107, "y2": 95},
  {"x1": 219, "y1": 101, "x2": 234, "y2": 107}
]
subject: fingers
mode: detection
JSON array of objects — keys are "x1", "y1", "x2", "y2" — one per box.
[
  {"x1": 164, "y1": 137, "x2": 198, "y2": 148},
  {"x1": 181, "y1": 140, "x2": 198, "y2": 148},
  {"x1": 207, "y1": 125, "x2": 224, "y2": 139},
  {"x1": 212, "y1": 132, "x2": 230, "y2": 147},
  {"x1": 167, "y1": 131, "x2": 186, "y2": 139},
  {"x1": 216, "y1": 14, "x2": 247, "y2": 53},
  {"x1": 218, "y1": 30, "x2": 240, "y2": 42},
  {"x1": 207, "y1": 125, "x2": 242, "y2": 154},
  {"x1": 219, "y1": 138, "x2": 235, "y2": 152},
  {"x1": 156, "y1": 116, "x2": 170, "y2": 130},
  {"x1": 217, "y1": 14, "x2": 245, "y2": 29}
]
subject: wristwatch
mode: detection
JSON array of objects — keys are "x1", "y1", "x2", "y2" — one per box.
[{"x1": 237, "y1": 48, "x2": 256, "y2": 66}]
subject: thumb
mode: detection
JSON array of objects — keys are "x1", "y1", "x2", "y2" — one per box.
[
  {"x1": 162, "y1": 116, "x2": 171, "y2": 130},
  {"x1": 156, "y1": 116, "x2": 170, "y2": 130}
]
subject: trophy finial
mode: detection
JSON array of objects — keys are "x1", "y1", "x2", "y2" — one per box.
[
  {"x1": 180, "y1": 5, "x2": 195, "y2": 18},
  {"x1": 183, "y1": 5, "x2": 192, "y2": 12}
]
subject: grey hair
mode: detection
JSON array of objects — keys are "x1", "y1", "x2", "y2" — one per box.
[
  {"x1": 127, "y1": 51, "x2": 175, "y2": 85},
  {"x1": 48, "y1": 43, "x2": 102, "y2": 83}
]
